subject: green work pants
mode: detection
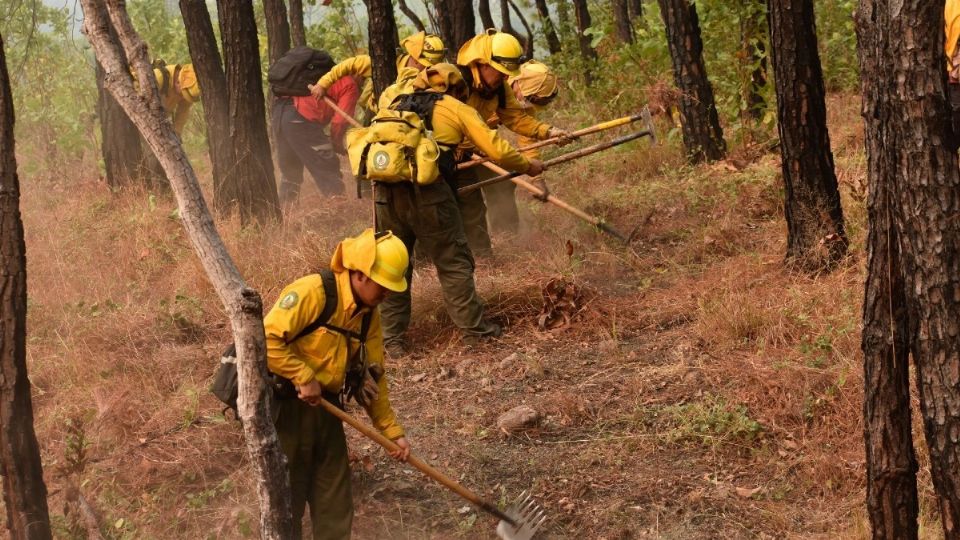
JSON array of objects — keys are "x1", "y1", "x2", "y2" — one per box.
[
  {"x1": 482, "y1": 179, "x2": 520, "y2": 235},
  {"x1": 374, "y1": 181, "x2": 493, "y2": 344},
  {"x1": 453, "y1": 166, "x2": 494, "y2": 257},
  {"x1": 275, "y1": 397, "x2": 352, "y2": 540}
]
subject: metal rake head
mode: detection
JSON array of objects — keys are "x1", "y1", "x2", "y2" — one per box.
[{"x1": 496, "y1": 491, "x2": 547, "y2": 540}]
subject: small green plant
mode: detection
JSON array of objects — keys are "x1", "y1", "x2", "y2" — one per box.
[{"x1": 660, "y1": 394, "x2": 763, "y2": 448}]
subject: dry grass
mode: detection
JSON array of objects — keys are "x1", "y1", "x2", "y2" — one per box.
[{"x1": 16, "y1": 92, "x2": 944, "y2": 539}]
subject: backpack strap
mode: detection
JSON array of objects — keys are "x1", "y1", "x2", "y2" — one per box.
[
  {"x1": 392, "y1": 91, "x2": 444, "y2": 131},
  {"x1": 290, "y1": 269, "x2": 340, "y2": 342}
]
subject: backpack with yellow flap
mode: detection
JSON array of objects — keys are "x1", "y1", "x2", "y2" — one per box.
[{"x1": 346, "y1": 91, "x2": 455, "y2": 186}]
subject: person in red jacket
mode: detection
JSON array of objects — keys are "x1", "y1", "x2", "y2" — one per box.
[{"x1": 272, "y1": 76, "x2": 359, "y2": 207}]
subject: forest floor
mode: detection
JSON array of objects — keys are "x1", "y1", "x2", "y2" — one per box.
[{"x1": 13, "y1": 93, "x2": 946, "y2": 539}]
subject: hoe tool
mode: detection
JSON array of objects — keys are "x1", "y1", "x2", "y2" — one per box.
[
  {"x1": 318, "y1": 398, "x2": 547, "y2": 539},
  {"x1": 457, "y1": 107, "x2": 654, "y2": 170}
]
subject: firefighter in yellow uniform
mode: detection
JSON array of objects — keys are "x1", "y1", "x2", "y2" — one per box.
[
  {"x1": 947, "y1": 0, "x2": 960, "y2": 138},
  {"x1": 309, "y1": 31, "x2": 447, "y2": 115},
  {"x1": 153, "y1": 63, "x2": 200, "y2": 135},
  {"x1": 455, "y1": 30, "x2": 572, "y2": 256},
  {"x1": 365, "y1": 64, "x2": 544, "y2": 355},
  {"x1": 484, "y1": 60, "x2": 560, "y2": 234},
  {"x1": 264, "y1": 229, "x2": 411, "y2": 540}
]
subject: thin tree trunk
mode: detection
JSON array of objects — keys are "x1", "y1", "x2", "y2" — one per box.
[
  {"x1": 768, "y1": 0, "x2": 846, "y2": 269},
  {"x1": 398, "y1": 0, "x2": 426, "y2": 32},
  {"x1": 535, "y1": 0, "x2": 561, "y2": 54},
  {"x1": 263, "y1": 0, "x2": 291, "y2": 65},
  {"x1": 508, "y1": 0, "x2": 534, "y2": 58},
  {"x1": 289, "y1": 0, "x2": 306, "y2": 47},
  {"x1": 613, "y1": 0, "x2": 634, "y2": 44},
  {"x1": 856, "y1": 0, "x2": 960, "y2": 536},
  {"x1": 628, "y1": 0, "x2": 643, "y2": 19},
  {"x1": 179, "y1": 0, "x2": 235, "y2": 216},
  {"x1": 435, "y1": 0, "x2": 476, "y2": 51},
  {"x1": 741, "y1": 0, "x2": 767, "y2": 121},
  {"x1": 572, "y1": 0, "x2": 598, "y2": 85},
  {"x1": 657, "y1": 0, "x2": 726, "y2": 162},
  {"x1": 478, "y1": 0, "x2": 495, "y2": 30},
  {"x1": 79, "y1": 3, "x2": 293, "y2": 538},
  {"x1": 0, "y1": 31, "x2": 53, "y2": 540},
  {"x1": 216, "y1": 0, "x2": 281, "y2": 225},
  {"x1": 362, "y1": 0, "x2": 400, "y2": 96}
]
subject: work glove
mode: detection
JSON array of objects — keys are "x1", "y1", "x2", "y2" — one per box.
[
  {"x1": 354, "y1": 364, "x2": 384, "y2": 407},
  {"x1": 547, "y1": 127, "x2": 576, "y2": 146},
  {"x1": 526, "y1": 158, "x2": 545, "y2": 177},
  {"x1": 532, "y1": 177, "x2": 551, "y2": 203}
]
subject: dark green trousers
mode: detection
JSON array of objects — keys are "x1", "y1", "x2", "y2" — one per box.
[
  {"x1": 453, "y1": 166, "x2": 494, "y2": 257},
  {"x1": 374, "y1": 181, "x2": 494, "y2": 344},
  {"x1": 275, "y1": 397, "x2": 352, "y2": 540}
]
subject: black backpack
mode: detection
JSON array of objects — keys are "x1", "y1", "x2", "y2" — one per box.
[
  {"x1": 268, "y1": 46, "x2": 335, "y2": 97},
  {"x1": 210, "y1": 270, "x2": 370, "y2": 417}
]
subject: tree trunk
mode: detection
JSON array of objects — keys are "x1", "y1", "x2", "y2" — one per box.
[
  {"x1": 628, "y1": 0, "x2": 643, "y2": 20},
  {"x1": 856, "y1": 0, "x2": 960, "y2": 536},
  {"x1": 79, "y1": 2, "x2": 293, "y2": 538},
  {"x1": 362, "y1": 0, "x2": 400, "y2": 96},
  {"x1": 499, "y1": 0, "x2": 519, "y2": 39},
  {"x1": 263, "y1": 0, "x2": 291, "y2": 66},
  {"x1": 741, "y1": 1, "x2": 767, "y2": 121},
  {"x1": 572, "y1": 0, "x2": 598, "y2": 86},
  {"x1": 768, "y1": 0, "x2": 846, "y2": 269},
  {"x1": 613, "y1": 0, "x2": 634, "y2": 44},
  {"x1": 216, "y1": 0, "x2": 281, "y2": 226},
  {"x1": 435, "y1": 0, "x2": 476, "y2": 51},
  {"x1": 478, "y1": 0, "x2": 495, "y2": 30},
  {"x1": 508, "y1": 0, "x2": 534, "y2": 58},
  {"x1": 179, "y1": 0, "x2": 235, "y2": 216},
  {"x1": 0, "y1": 32, "x2": 54, "y2": 540},
  {"x1": 398, "y1": 0, "x2": 426, "y2": 32},
  {"x1": 96, "y1": 61, "x2": 146, "y2": 189},
  {"x1": 289, "y1": 0, "x2": 306, "y2": 47},
  {"x1": 657, "y1": 0, "x2": 726, "y2": 163},
  {"x1": 535, "y1": 0, "x2": 561, "y2": 54}
]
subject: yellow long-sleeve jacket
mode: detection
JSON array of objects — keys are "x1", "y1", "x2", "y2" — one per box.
[
  {"x1": 263, "y1": 271, "x2": 404, "y2": 440},
  {"x1": 948, "y1": 0, "x2": 960, "y2": 80},
  {"x1": 463, "y1": 79, "x2": 551, "y2": 148},
  {"x1": 408, "y1": 64, "x2": 531, "y2": 174},
  {"x1": 153, "y1": 64, "x2": 200, "y2": 134},
  {"x1": 317, "y1": 54, "x2": 420, "y2": 113}
]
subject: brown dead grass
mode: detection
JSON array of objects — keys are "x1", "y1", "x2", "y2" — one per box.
[{"x1": 15, "y1": 93, "x2": 947, "y2": 539}]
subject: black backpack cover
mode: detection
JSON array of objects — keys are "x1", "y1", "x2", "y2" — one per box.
[{"x1": 268, "y1": 46, "x2": 335, "y2": 97}]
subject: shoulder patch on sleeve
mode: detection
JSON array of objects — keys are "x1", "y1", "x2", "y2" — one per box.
[{"x1": 279, "y1": 291, "x2": 299, "y2": 310}]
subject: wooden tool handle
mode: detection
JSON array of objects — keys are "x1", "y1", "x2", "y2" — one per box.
[{"x1": 317, "y1": 398, "x2": 516, "y2": 524}]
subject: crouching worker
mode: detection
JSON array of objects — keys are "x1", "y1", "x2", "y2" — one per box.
[{"x1": 263, "y1": 228, "x2": 411, "y2": 540}]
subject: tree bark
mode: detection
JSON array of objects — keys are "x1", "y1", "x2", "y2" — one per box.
[
  {"x1": 362, "y1": 0, "x2": 400, "y2": 96},
  {"x1": 613, "y1": 0, "x2": 634, "y2": 44},
  {"x1": 96, "y1": 60, "x2": 146, "y2": 189},
  {"x1": 508, "y1": 0, "x2": 534, "y2": 58},
  {"x1": 478, "y1": 0, "x2": 495, "y2": 30},
  {"x1": 263, "y1": 0, "x2": 291, "y2": 66},
  {"x1": 0, "y1": 31, "x2": 54, "y2": 540},
  {"x1": 572, "y1": 0, "x2": 598, "y2": 86},
  {"x1": 179, "y1": 0, "x2": 235, "y2": 216},
  {"x1": 216, "y1": 0, "x2": 281, "y2": 226},
  {"x1": 289, "y1": 0, "x2": 306, "y2": 47},
  {"x1": 79, "y1": 2, "x2": 293, "y2": 538},
  {"x1": 768, "y1": 0, "x2": 846, "y2": 269},
  {"x1": 856, "y1": 0, "x2": 960, "y2": 537},
  {"x1": 628, "y1": 0, "x2": 643, "y2": 20},
  {"x1": 435, "y1": 0, "x2": 476, "y2": 51},
  {"x1": 398, "y1": 0, "x2": 426, "y2": 32},
  {"x1": 740, "y1": 0, "x2": 767, "y2": 121},
  {"x1": 535, "y1": 0, "x2": 561, "y2": 54},
  {"x1": 657, "y1": 0, "x2": 725, "y2": 162}
]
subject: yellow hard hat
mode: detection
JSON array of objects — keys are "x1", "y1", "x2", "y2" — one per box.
[
  {"x1": 509, "y1": 60, "x2": 558, "y2": 105},
  {"x1": 400, "y1": 31, "x2": 447, "y2": 68},
  {"x1": 369, "y1": 231, "x2": 409, "y2": 292},
  {"x1": 457, "y1": 29, "x2": 524, "y2": 77},
  {"x1": 330, "y1": 228, "x2": 409, "y2": 293}
]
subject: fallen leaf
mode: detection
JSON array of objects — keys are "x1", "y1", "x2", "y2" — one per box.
[
  {"x1": 410, "y1": 373, "x2": 427, "y2": 383},
  {"x1": 735, "y1": 486, "x2": 762, "y2": 499}
]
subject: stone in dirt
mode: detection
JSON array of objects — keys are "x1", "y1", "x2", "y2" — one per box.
[{"x1": 497, "y1": 405, "x2": 541, "y2": 435}]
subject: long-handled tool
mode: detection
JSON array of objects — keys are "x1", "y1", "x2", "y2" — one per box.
[
  {"x1": 318, "y1": 398, "x2": 546, "y2": 539},
  {"x1": 459, "y1": 128, "x2": 654, "y2": 195},
  {"x1": 457, "y1": 108, "x2": 653, "y2": 170},
  {"x1": 325, "y1": 96, "x2": 632, "y2": 243}
]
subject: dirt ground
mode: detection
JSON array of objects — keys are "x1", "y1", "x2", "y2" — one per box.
[{"x1": 14, "y1": 95, "x2": 946, "y2": 539}]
